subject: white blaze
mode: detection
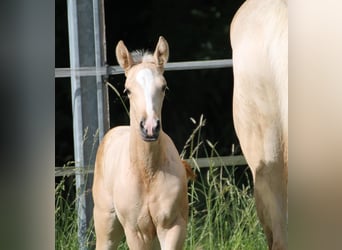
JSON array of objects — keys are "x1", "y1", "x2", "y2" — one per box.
[{"x1": 136, "y1": 68, "x2": 155, "y2": 117}]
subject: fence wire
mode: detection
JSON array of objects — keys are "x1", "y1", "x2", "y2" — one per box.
[{"x1": 55, "y1": 59, "x2": 233, "y2": 78}]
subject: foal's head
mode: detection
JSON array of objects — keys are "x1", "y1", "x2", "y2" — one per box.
[{"x1": 116, "y1": 36, "x2": 169, "y2": 142}]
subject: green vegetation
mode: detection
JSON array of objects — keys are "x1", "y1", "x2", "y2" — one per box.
[
  {"x1": 55, "y1": 174, "x2": 79, "y2": 250},
  {"x1": 182, "y1": 116, "x2": 266, "y2": 250}
]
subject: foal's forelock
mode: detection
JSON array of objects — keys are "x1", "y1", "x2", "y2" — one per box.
[{"x1": 131, "y1": 50, "x2": 155, "y2": 65}]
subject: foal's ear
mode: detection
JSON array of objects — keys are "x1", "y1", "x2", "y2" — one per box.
[
  {"x1": 153, "y1": 36, "x2": 169, "y2": 69},
  {"x1": 116, "y1": 40, "x2": 134, "y2": 75}
]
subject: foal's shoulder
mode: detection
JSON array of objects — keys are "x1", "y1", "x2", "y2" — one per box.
[
  {"x1": 101, "y1": 126, "x2": 130, "y2": 145},
  {"x1": 161, "y1": 132, "x2": 177, "y2": 148},
  {"x1": 105, "y1": 126, "x2": 130, "y2": 136}
]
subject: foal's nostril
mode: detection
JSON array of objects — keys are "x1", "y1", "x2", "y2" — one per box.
[
  {"x1": 155, "y1": 119, "x2": 161, "y2": 132},
  {"x1": 140, "y1": 120, "x2": 145, "y2": 129}
]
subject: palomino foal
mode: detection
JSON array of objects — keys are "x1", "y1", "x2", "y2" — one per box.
[
  {"x1": 92, "y1": 36, "x2": 188, "y2": 250},
  {"x1": 230, "y1": 0, "x2": 288, "y2": 249}
]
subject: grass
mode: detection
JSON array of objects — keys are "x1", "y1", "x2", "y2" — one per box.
[
  {"x1": 182, "y1": 116, "x2": 266, "y2": 250},
  {"x1": 55, "y1": 173, "x2": 79, "y2": 250},
  {"x1": 55, "y1": 115, "x2": 266, "y2": 249}
]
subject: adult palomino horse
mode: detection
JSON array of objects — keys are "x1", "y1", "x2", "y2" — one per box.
[
  {"x1": 230, "y1": 0, "x2": 288, "y2": 249},
  {"x1": 92, "y1": 36, "x2": 189, "y2": 250}
]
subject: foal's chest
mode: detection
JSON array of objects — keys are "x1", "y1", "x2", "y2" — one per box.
[{"x1": 113, "y1": 170, "x2": 182, "y2": 233}]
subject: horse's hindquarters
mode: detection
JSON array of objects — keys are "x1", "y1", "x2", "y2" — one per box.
[{"x1": 231, "y1": 0, "x2": 288, "y2": 249}]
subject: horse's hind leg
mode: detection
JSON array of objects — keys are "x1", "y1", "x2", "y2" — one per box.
[
  {"x1": 155, "y1": 216, "x2": 187, "y2": 250},
  {"x1": 93, "y1": 206, "x2": 124, "y2": 250},
  {"x1": 253, "y1": 163, "x2": 287, "y2": 250}
]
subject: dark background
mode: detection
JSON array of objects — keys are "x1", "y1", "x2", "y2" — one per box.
[{"x1": 55, "y1": 0, "x2": 245, "y2": 167}]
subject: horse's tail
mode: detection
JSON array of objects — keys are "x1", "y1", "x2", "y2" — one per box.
[{"x1": 181, "y1": 160, "x2": 196, "y2": 181}]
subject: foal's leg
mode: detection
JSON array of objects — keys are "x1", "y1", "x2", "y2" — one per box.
[
  {"x1": 253, "y1": 163, "x2": 287, "y2": 250},
  {"x1": 124, "y1": 229, "x2": 155, "y2": 250},
  {"x1": 156, "y1": 216, "x2": 187, "y2": 250},
  {"x1": 93, "y1": 206, "x2": 124, "y2": 250}
]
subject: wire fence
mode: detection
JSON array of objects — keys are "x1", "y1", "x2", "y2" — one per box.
[
  {"x1": 55, "y1": 59, "x2": 233, "y2": 78},
  {"x1": 55, "y1": 155, "x2": 246, "y2": 177}
]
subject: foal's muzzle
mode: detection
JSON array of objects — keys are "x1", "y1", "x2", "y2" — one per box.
[{"x1": 139, "y1": 118, "x2": 161, "y2": 141}]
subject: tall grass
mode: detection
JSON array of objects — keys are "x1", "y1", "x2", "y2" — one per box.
[
  {"x1": 55, "y1": 168, "x2": 96, "y2": 250},
  {"x1": 182, "y1": 116, "x2": 266, "y2": 250},
  {"x1": 55, "y1": 172, "x2": 79, "y2": 250},
  {"x1": 55, "y1": 115, "x2": 266, "y2": 249}
]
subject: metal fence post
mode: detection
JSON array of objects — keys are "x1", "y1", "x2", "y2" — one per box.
[{"x1": 67, "y1": 0, "x2": 109, "y2": 249}]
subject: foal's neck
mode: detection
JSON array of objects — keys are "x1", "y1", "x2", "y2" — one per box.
[{"x1": 129, "y1": 128, "x2": 165, "y2": 180}]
